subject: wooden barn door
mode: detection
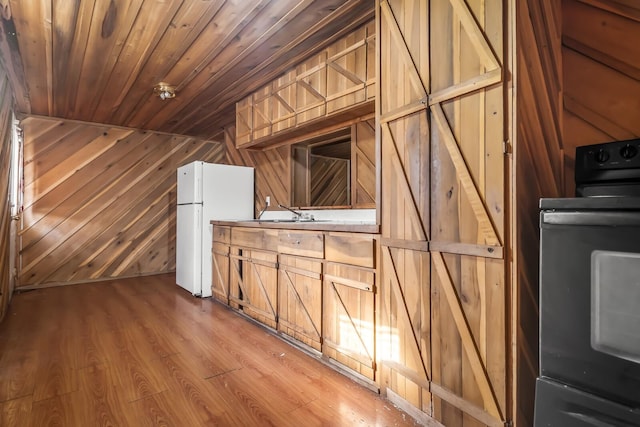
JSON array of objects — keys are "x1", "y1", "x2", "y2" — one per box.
[{"x1": 378, "y1": 1, "x2": 507, "y2": 426}]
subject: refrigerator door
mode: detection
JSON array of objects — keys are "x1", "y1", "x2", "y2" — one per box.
[
  {"x1": 201, "y1": 163, "x2": 254, "y2": 220},
  {"x1": 177, "y1": 161, "x2": 203, "y2": 205},
  {"x1": 176, "y1": 204, "x2": 202, "y2": 295}
]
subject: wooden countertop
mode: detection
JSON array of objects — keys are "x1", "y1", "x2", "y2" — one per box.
[{"x1": 211, "y1": 219, "x2": 379, "y2": 234}]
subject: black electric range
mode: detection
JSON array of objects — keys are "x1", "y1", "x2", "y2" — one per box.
[{"x1": 535, "y1": 139, "x2": 640, "y2": 426}]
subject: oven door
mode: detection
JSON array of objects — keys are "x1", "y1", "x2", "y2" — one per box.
[
  {"x1": 535, "y1": 377, "x2": 640, "y2": 426},
  {"x1": 540, "y1": 205, "x2": 640, "y2": 407}
]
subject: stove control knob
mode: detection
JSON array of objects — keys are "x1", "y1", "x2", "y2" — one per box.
[
  {"x1": 620, "y1": 144, "x2": 638, "y2": 160},
  {"x1": 595, "y1": 148, "x2": 610, "y2": 163}
]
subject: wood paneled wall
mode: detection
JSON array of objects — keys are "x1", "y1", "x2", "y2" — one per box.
[
  {"x1": 515, "y1": 1, "x2": 563, "y2": 426},
  {"x1": 310, "y1": 156, "x2": 349, "y2": 206},
  {"x1": 17, "y1": 116, "x2": 225, "y2": 289},
  {"x1": 378, "y1": 0, "x2": 507, "y2": 426},
  {"x1": 562, "y1": 0, "x2": 640, "y2": 194},
  {"x1": 0, "y1": 69, "x2": 14, "y2": 321},
  {"x1": 226, "y1": 118, "x2": 376, "y2": 212},
  {"x1": 353, "y1": 119, "x2": 375, "y2": 207}
]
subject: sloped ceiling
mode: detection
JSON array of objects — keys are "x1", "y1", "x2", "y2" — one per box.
[{"x1": 0, "y1": 0, "x2": 373, "y2": 140}]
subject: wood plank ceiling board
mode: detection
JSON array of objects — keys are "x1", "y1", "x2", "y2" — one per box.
[
  {"x1": 170, "y1": 0, "x2": 375, "y2": 137},
  {"x1": 2, "y1": 0, "x2": 374, "y2": 140}
]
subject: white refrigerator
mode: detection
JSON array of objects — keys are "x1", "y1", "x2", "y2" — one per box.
[{"x1": 176, "y1": 161, "x2": 254, "y2": 296}]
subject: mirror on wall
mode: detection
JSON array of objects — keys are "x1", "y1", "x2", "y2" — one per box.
[{"x1": 292, "y1": 128, "x2": 351, "y2": 207}]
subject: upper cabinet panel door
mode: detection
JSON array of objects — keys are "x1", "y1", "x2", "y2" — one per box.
[
  {"x1": 296, "y1": 52, "x2": 328, "y2": 125},
  {"x1": 271, "y1": 70, "x2": 297, "y2": 134},
  {"x1": 236, "y1": 96, "x2": 253, "y2": 148},
  {"x1": 326, "y1": 22, "x2": 374, "y2": 114}
]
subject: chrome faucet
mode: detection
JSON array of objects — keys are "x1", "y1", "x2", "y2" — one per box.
[
  {"x1": 257, "y1": 204, "x2": 268, "y2": 220},
  {"x1": 278, "y1": 204, "x2": 314, "y2": 221}
]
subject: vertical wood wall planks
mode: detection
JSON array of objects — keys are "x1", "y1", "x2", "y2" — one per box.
[
  {"x1": 0, "y1": 70, "x2": 14, "y2": 321},
  {"x1": 515, "y1": 1, "x2": 563, "y2": 425}
]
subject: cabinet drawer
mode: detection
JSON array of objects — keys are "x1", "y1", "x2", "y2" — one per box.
[
  {"x1": 324, "y1": 232, "x2": 375, "y2": 268},
  {"x1": 231, "y1": 227, "x2": 278, "y2": 250},
  {"x1": 278, "y1": 230, "x2": 324, "y2": 258},
  {"x1": 212, "y1": 226, "x2": 230, "y2": 244}
]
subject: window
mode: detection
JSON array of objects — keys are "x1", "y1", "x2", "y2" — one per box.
[{"x1": 9, "y1": 114, "x2": 22, "y2": 217}]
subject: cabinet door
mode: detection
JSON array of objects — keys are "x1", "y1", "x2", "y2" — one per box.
[
  {"x1": 211, "y1": 242, "x2": 230, "y2": 304},
  {"x1": 379, "y1": 0, "x2": 507, "y2": 425},
  {"x1": 323, "y1": 262, "x2": 375, "y2": 380},
  {"x1": 235, "y1": 96, "x2": 252, "y2": 147},
  {"x1": 296, "y1": 52, "x2": 327, "y2": 124},
  {"x1": 278, "y1": 254, "x2": 323, "y2": 350},
  {"x1": 230, "y1": 247, "x2": 278, "y2": 328}
]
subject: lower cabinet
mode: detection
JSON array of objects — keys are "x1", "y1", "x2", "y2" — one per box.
[
  {"x1": 212, "y1": 226, "x2": 231, "y2": 304},
  {"x1": 277, "y1": 254, "x2": 323, "y2": 351},
  {"x1": 229, "y1": 247, "x2": 279, "y2": 328},
  {"x1": 218, "y1": 226, "x2": 377, "y2": 381},
  {"x1": 323, "y1": 262, "x2": 376, "y2": 380},
  {"x1": 212, "y1": 242, "x2": 230, "y2": 303}
]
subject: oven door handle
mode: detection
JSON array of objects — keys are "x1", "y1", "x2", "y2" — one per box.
[
  {"x1": 563, "y1": 408, "x2": 640, "y2": 427},
  {"x1": 542, "y1": 211, "x2": 640, "y2": 227}
]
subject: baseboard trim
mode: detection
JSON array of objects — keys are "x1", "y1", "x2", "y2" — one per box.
[{"x1": 386, "y1": 388, "x2": 444, "y2": 427}]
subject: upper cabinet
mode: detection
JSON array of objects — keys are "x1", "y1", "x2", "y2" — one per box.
[{"x1": 236, "y1": 21, "x2": 375, "y2": 149}]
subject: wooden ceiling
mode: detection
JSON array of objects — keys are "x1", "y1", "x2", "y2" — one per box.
[{"x1": 0, "y1": 0, "x2": 374, "y2": 140}]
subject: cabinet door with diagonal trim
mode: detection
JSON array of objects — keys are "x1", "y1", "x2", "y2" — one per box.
[
  {"x1": 212, "y1": 225, "x2": 231, "y2": 305},
  {"x1": 323, "y1": 262, "x2": 376, "y2": 381},
  {"x1": 229, "y1": 247, "x2": 278, "y2": 329},
  {"x1": 378, "y1": 0, "x2": 508, "y2": 426},
  {"x1": 277, "y1": 254, "x2": 323, "y2": 350},
  {"x1": 212, "y1": 242, "x2": 230, "y2": 304}
]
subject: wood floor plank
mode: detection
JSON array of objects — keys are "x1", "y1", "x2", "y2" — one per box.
[
  {"x1": 97, "y1": 328, "x2": 169, "y2": 403},
  {"x1": 0, "y1": 395, "x2": 32, "y2": 427},
  {"x1": 0, "y1": 273, "x2": 421, "y2": 426},
  {"x1": 216, "y1": 363, "x2": 309, "y2": 414},
  {"x1": 154, "y1": 353, "x2": 241, "y2": 425},
  {"x1": 30, "y1": 392, "x2": 85, "y2": 427},
  {"x1": 0, "y1": 349, "x2": 38, "y2": 402},
  {"x1": 77, "y1": 364, "x2": 139, "y2": 426},
  {"x1": 31, "y1": 353, "x2": 79, "y2": 402},
  {"x1": 208, "y1": 371, "x2": 300, "y2": 427},
  {"x1": 128, "y1": 390, "x2": 203, "y2": 427}
]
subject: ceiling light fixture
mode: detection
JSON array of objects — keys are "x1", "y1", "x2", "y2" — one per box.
[{"x1": 153, "y1": 82, "x2": 176, "y2": 100}]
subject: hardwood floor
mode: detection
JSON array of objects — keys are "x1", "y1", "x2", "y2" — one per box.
[{"x1": 0, "y1": 274, "x2": 420, "y2": 426}]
